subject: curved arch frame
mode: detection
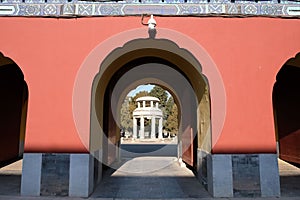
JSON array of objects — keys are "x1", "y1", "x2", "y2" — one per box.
[
  {"x1": 72, "y1": 27, "x2": 226, "y2": 156},
  {"x1": 90, "y1": 38, "x2": 213, "y2": 169},
  {"x1": 106, "y1": 62, "x2": 197, "y2": 163}
]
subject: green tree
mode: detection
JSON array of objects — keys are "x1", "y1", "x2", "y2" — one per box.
[
  {"x1": 132, "y1": 90, "x2": 149, "y2": 101},
  {"x1": 166, "y1": 103, "x2": 178, "y2": 135},
  {"x1": 149, "y1": 86, "x2": 168, "y2": 128},
  {"x1": 149, "y1": 86, "x2": 168, "y2": 108},
  {"x1": 120, "y1": 97, "x2": 133, "y2": 132},
  {"x1": 165, "y1": 96, "x2": 174, "y2": 120}
]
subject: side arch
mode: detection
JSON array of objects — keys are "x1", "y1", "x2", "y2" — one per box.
[
  {"x1": 273, "y1": 52, "x2": 300, "y2": 165},
  {"x1": 0, "y1": 52, "x2": 28, "y2": 167}
]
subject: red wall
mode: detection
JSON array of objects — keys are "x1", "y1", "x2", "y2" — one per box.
[{"x1": 0, "y1": 17, "x2": 299, "y2": 153}]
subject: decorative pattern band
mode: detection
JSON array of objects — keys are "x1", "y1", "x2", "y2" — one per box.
[{"x1": 0, "y1": 0, "x2": 300, "y2": 17}]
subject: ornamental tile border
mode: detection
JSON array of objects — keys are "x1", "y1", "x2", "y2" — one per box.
[
  {"x1": 208, "y1": 4, "x2": 225, "y2": 13},
  {"x1": 43, "y1": 4, "x2": 60, "y2": 15},
  {"x1": 62, "y1": 3, "x2": 74, "y2": 14},
  {"x1": 178, "y1": 4, "x2": 206, "y2": 14},
  {"x1": 226, "y1": 4, "x2": 240, "y2": 13},
  {"x1": 242, "y1": 4, "x2": 259, "y2": 14},
  {"x1": 0, "y1": 0, "x2": 299, "y2": 17}
]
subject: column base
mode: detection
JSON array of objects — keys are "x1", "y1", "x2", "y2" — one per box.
[
  {"x1": 21, "y1": 153, "x2": 95, "y2": 197},
  {"x1": 197, "y1": 149, "x2": 281, "y2": 198}
]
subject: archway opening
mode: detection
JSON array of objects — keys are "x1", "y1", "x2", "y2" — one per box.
[
  {"x1": 273, "y1": 52, "x2": 300, "y2": 166},
  {"x1": 0, "y1": 52, "x2": 28, "y2": 168},
  {"x1": 101, "y1": 59, "x2": 195, "y2": 166},
  {"x1": 0, "y1": 52, "x2": 28, "y2": 196},
  {"x1": 90, "y1": 39, "x2": 212, "y2": 196},
  {"x1": 100, "y1": 58, "x2": 201, "y2": 165}
]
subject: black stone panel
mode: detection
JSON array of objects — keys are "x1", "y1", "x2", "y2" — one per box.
[
  {"x1": 232, "y1": 155, "x2": 261, "y2": 197},
  {"x1": 41, "y1": 154, "x2": 70, "y2": 196},
  {"x1": 197, "y1": 150, "x2": 208, "y2": 189}
]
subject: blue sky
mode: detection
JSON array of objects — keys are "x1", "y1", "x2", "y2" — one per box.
[{"x1": 127, "y1": 84, "x2": 154, "y2": 97}]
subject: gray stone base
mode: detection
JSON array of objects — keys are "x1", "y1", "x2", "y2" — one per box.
[
  {"x1": 197, "y1": 150, "x2": 281, "y2": 198},
  {"x1": 21, "y1": 153, "x2": 42, "y2": 196},
  {"x1": 21, "y1": 153, "x2": 95, "y2": 197}
]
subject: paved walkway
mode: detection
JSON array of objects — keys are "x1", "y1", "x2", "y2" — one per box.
[
  {"x1": 278, "y1": 159, "x2": 300, "y2": 197},
  {"x1": 92, "y1": 157, "x2": 210, "y2": 199},
  {"x1": 0, "y1": 156, "x2": 300, "y2": 200}
]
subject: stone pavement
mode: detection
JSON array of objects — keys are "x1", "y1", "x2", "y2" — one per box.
[
  {"x1": 0, "y1": 155, "x2": 300, "y2": 200},
  {"x1": 92, "y1": 157, "x2": 210, "y2": 199}
]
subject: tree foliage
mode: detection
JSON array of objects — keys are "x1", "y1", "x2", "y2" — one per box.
[
  {"x1": 120, "y1": 97, "x2": 134, "y2": 132},
  {"x1": 149, "y1": 86, "x2": 169, "y2": 128},
  {"x1": 166, "y1": 103, "x2": 178, "y2": 134},
  {"x1": 132, "y1": 91, "x2": 149, "y2": 101},
  {"x1": 149, "y1": 86, "x2": 168, "y2": 108}
]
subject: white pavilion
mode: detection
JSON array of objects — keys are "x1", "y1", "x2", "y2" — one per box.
[{"x1": 133, "y1": 96, "x2": 163, "y2": 139}]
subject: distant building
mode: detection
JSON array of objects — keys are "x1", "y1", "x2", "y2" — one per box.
[{"x1": 133, "y1": 96, "x2": 163, "y2": 139}]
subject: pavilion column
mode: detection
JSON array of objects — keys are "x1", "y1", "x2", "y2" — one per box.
[
  {"x1": 133, "y1": 117, "x2": 137, "y2": 139},
  {"x1": 151, "y1": 117, "x2": 156, "y2": 139},
  {"x1": 158, "y1": 117, "x2": 163, "y2": 139},
  {"x1": 140, "y1": 116, "x2": 144, "y2": 139}
]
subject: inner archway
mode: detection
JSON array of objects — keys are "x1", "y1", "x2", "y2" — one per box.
[
  {"x1": 117, "y1": 84, "x2": 180, "y2": 162},
  {"x1": 103, "y1": 61, "x2": 199, "y2": 166},
  {"x1": 111, "y1": 65, "x2": 189, "y2": 162}
]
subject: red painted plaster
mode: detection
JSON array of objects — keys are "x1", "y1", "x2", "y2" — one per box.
[{"x1": 0, "y1": 17, "x2": 299, "y2": 153}]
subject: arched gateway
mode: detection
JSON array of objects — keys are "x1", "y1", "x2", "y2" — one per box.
[
  {"x1": 89, "y1": 35, "x2": 214, "y2": 196},
  {"x1": 91, "y1": 37, "x2": 210, "y2": 167}
]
